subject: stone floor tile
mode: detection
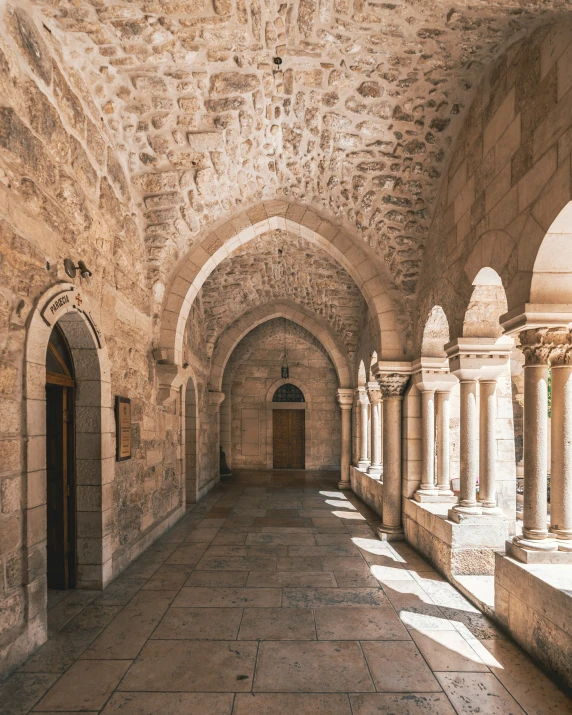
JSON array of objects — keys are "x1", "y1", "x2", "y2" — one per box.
[
  {"x1": 350, "y1": 693, "x2": 457, "y2": 715},
  {"x1": 247, "y1": 544, "x2": 289, "y2": 557},
  {"x1": 437, "y1": 672, "x2": 527, "y2": 714},
  {"x1": 195, "y1": 555, "x2": 277, "y2": 571},
  {"x1": 315, "y1": 534, "x2": 357, "y2": 545},
  {"x1": 361, "y1": 641, "x2": 442, "y2": 692},
  {"x1": 288, "y1": 545, "x2": 361, "y2": 557},
  {"x1": 47, "y1": 591, "x2": 100, "y2": 635},
  {"x1": 142, "y1": 565, "x2": 195, "y2": 590},
  {"x1": 246, "y1": 533, "x2": 316, "y2": 545},
  {"x1": 254, "y1": 517, "x2": 314, "y2": 528},
  {"x1": 439, "y1": 608, "x2": 507, "y2": 640},
  {"x1": 184, "y1": 571, "x2": 248, "y2": 588},
  {"x1": 165, "y1": 544, "x2": 209, "y2": 565},
  {"x1": 321, "y1": 557, "x2": 370, "y2": 572},
  {"x1": 173, "y1": 587, "x2": 281, "y2": 607},
  {"x1": 254, "y1": 641, "x2": 375, "y2": 692},
  {"x1": 119, "y1": 640, "x2": 257, "y2": 692},
  {"x1": 95, "y1": 578, "x2": 147, "y2": 606},
  {"x1": 101, "y1": 692, "x2": 234, "y2": 715},
  {"x1": 34, "y1": 660, "x2": 131, "y2": 712},
  {"x1": 183, "y1": 528, "x2": 220, "y2": 543},
  {"x1": 151, "y1": 607, "x2": 242, "y2": 640},
  {"x1": 203, "y1": 545, "x2": 249, "y2": 557},
  {"x1": 233, "y1": 693, "x2": 352, "y2": 714},
  {"x1": 277, "y1": 557, "x2": 323, "y2": 571},
  {"x1": 246, "y1": 571, "x2": 336, "y2": 587},
  {"x1": 121, "y1": 561, "x2": 162, "y2": 581},
  {"x1": 475, "y1": 638, "x2": 572, "y2": 714},
  {"x1": 82, "y1": 591, "x2": 175, "y2": 659},
  {"x1": 409, "y1": 629, "x2": 490, "y2": 672},
  {"x1": 211, "y1": 532, "x2": 248, "y2": 545},
  {"x1": 0, "y1": 673, "x2": 59, "y2": 715},
  {"x1": 315, "y1": 606, "x2": 410, "y2": 640},
  {"x1": 283, "y1": 587, "x2": 387, "y2": 608},
  {"x1": 333, "y1": 571, "x2": 380, "y2": 588},
  {"x1": 238, "y1": 607, "x2": 316, "y2": 640}
]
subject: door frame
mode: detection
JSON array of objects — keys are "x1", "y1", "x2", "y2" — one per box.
[
  {"x1": 272, "y1": 408, "x2": 306, "y2": 469},
  {"x1": 265, "y1": 378, "x2": 311, "y2": 469}
]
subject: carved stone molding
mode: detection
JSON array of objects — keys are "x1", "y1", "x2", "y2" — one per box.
[{"x1": 377, "y1": 374, "x2": 410, "y2": 398}]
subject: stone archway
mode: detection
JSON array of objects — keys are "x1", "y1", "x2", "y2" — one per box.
[
  {"x1": 159, "y1": 202, "x2": 406, "y2": 368},
  {"x1": 21, "y1": 283, "x2": 113, "y2": 663}
]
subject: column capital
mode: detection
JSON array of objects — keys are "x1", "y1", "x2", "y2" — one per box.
[
  {"x1": 411, "y1": 356, "x2": 458, "y2": 393},
  {"x1": 445, "y1": 336, "x2": 513, "y2": 381},
  {"x1": 366, "y1": 382, "x2": 382, "y2": 405},
  {"x1": 518, "y1": 327, "x2": 572, "y2": 366},
  {"x1": 355, "y1": 385, "x2": 370, "y2": 405},
  {"x1": 373, "y1": 361, "x2": 411, "y2": 398},
  {"x1": 337, "y1": 388, "x2": 354, "y2": 409}
]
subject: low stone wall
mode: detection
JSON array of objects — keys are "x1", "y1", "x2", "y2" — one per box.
[
  {"x1": 350, "y1": 466, "x2": 383, "y2": 519},
  {"x1": 403, "y1": 499, "x2": 509, "y2": 578},
  {"x1": 495, "y1": 553, "x2": 572, "y2": 690}
]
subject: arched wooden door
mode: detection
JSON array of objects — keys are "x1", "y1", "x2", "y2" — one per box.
[
  {"x1": 45, "y1": 324, "x2": 76, "y2": 589},
  {"x1": 272, "y1": 384, "x2": 305, "y2": 469}
]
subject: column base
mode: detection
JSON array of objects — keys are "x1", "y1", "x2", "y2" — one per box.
[
  {"x1": 506, "y1": 538, "x2": 572, "y2": 563},
  {"x1": 338, "y1": 480, "x2": 352, "y2": 491},
  {"x1": 449, "y1": 505, "x2": 482, "y2": 522},
  {"x1": 357, "y1": 460, "x2": 370, "y2": 471},
  {"x1": 367, "y1": 465, "x2": 382, "y2": 478},
  {"x1": 557, "y1": 540, "x2": 572, "y2": 552},
  {"x1": 479, "y1": 504, "x2": 504, "y2": 515},
  {"x1": 414, "y1": 489, "x2": 456, "y2": 504},
  {"x1": 377, "y1": 524, "x2": 405, "y2": 541}
]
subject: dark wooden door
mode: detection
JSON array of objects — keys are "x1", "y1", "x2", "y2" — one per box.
[
  {"x1": 46, "y1": 383, "x2": 75, "y2": 589},
  {"x1": 273, "y1": 409, "x2": 305, "y2": 469}
]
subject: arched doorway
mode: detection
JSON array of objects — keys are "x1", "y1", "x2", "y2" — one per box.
[
  {"x1": 45, "y1": 324, "x2": 76, "y2": 589},
  {"x1": 272, "y1": 384, "x2": 305, "y2": 469}
]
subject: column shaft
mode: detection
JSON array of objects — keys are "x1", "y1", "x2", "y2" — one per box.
[
  {"x1": 520, "y1": 365, "x2": 551, "y2": 544},
  {"x1": 479, "y1": 380, "x2": 499, "y2": 510},
  {"x1": 368, "y1": 390, "x2": 382, "y2": 477},
  {"x1": 550, "y1": 366, "x2": 572, "y2": 548},
  {"x1": 358, "y1": 393, "x2": 370, "y2": 469},
  {"x1": 379, "y1": 396, "x2": 403, "y2": 533},
  {"x1": 419, "y1": 390, "x2": 436, "y2": 492},
  {"x1": 436, "y1": 391, "x2": 452, "y2": 493},
  {"x1": 454, "y1": 380, "x2": 480, "y2": 514},
  {"x1": 338, "y1": 405, "x2": 352, "y2": 489}
]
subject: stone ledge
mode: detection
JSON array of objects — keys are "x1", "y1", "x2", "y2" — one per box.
[
  {"x1": 350, "y1": 465, "x2": 382, "y2": 519},
  {"x1": 403, "y1": 498, "x2": 510, "y2": 577},
  {"x1": 495, "y1": 552, "x2": 572, "y2": 690}
]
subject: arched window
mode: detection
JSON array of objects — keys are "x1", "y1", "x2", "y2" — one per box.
[{"x1": 272, "y1": 383, "x2": 305, "y2": 402}]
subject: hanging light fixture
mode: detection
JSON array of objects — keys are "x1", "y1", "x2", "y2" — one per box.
[{"x1": 281, "y1": 318, "x2": 289, "y2": 379}]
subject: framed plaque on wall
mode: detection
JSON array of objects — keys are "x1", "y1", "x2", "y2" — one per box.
[{"x1": 115, "y1": 396, "x2": 132, "y2": 461}]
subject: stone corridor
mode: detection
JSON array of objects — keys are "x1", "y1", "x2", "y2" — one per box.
[{"x1": 1, "y1": 470, "x2": 569, "y2": 715}]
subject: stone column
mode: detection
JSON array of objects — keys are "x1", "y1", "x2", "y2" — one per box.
[
  {"x1": 415, "y1": 388, "x2": 437, "y2": 497},
  {"x1": 548, "y1": 331, "x2": 572, "y2": 551},
  {"x1": 367, "y1": 385, "x2": 383, "y2": 478},
  {"x1": 337, "y1": 389, "x2": 354, "y2": 490},
  {"x1": 376, "y1": 373, "x2": 409, "y2": 540},
  {"x1": 478, "y1": 380, "x2": 502, "y2": 512},
  {"x1": 356, "y1": 387, "x2": 370, "y2": 470},
  {"x1": 512, "y1": 330, "x2": 556, "y2": 553},
  {"x1": 452, "y1": 379, "x2": 481, "y2": 517},
  {"x1": 436, "y1": 390, "x2": 454, "y2": 495}
]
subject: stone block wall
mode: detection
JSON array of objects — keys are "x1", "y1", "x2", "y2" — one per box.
[{"x1": 226, "y1": 319, "x2": 341, "y2": 471}]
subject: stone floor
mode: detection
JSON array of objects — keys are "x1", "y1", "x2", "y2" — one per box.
[{"x1": 2, "y1": 469, "x2": 571, "y2": 715}]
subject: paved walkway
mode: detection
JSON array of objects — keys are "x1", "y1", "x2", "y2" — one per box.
[{"x1": 2, "y1": 470, "x2": 570, "y2": 714}]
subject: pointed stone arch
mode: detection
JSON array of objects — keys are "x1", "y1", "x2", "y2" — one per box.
[
  {"x1": 210, "y1": 300, "x2": 352, "y2": 391},
  {"x1": 160, "y1": 202, "x2": 405, "y2": 368}
]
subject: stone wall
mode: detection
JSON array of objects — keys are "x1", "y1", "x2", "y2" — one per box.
[
  {"x1": 0, "y1": 4, "x2": 199, "y2": 673},
  {"x1": 226, "y1": 319, "x2": 341, "y2": 470}
]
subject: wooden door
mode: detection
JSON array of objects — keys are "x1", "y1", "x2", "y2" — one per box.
[
  {"x1": 46, "y1": 326, "x2": 76, "y2": 590},
  {"x1": 273, "y1": 409, "x2": 305, "y2": 469}
]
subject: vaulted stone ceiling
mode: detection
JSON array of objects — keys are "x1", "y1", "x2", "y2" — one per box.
[
  {"x1": 200, "y1": 229, "x2": 365, "y2": 356},
  {"x1": 31, "y1": 0, "x2": 570, "y2": 310}
]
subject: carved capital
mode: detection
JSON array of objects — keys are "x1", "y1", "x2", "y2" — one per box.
[
  {"x1": 356, "y1": 386, "x2": 370, "y2": 407},
  {"x1": 337, "y1": 388, "x2": 354, "y2": 409},
  {"x1": 377, "y1": 374, "x2": 409, "y2": 398},
  {"x1": 518, "y1": 327, "x2": 572, "y2": 366},
  {"x1": 366, "y1": 381, "x2": 382, "y2": 405}
]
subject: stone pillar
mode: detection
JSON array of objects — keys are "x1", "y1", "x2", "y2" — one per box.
[
  {"x1": 436, "y1": 390, "x2": 454, "y2": 495},
  {"x1": 478, "y1": 380, "x2": 502, "y2": 512},
  {"x1": 416, "y1": 388, "x2": 437, "y2": 497},
  {"x1": 452, "y1": 379, "x2": 481, "y2": 517},
  {"x1": 548, "y1": 331, "x2": 572, "y2": 551},
  {"x1": 357, "y1": 387, "x2": 370, "y2": 470},
  {"x1": 337, "y1": 389, "x2": 354, "y2": 490},
  {"x1": 510, "y1": 330, "x2": 556, "y2": 557},
  {"x1": 375, "y1": 372, "x2": 410, "y2": 541},
  {"x1": 367, "y1": 385, "x2": 383, "y2": 478}
]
